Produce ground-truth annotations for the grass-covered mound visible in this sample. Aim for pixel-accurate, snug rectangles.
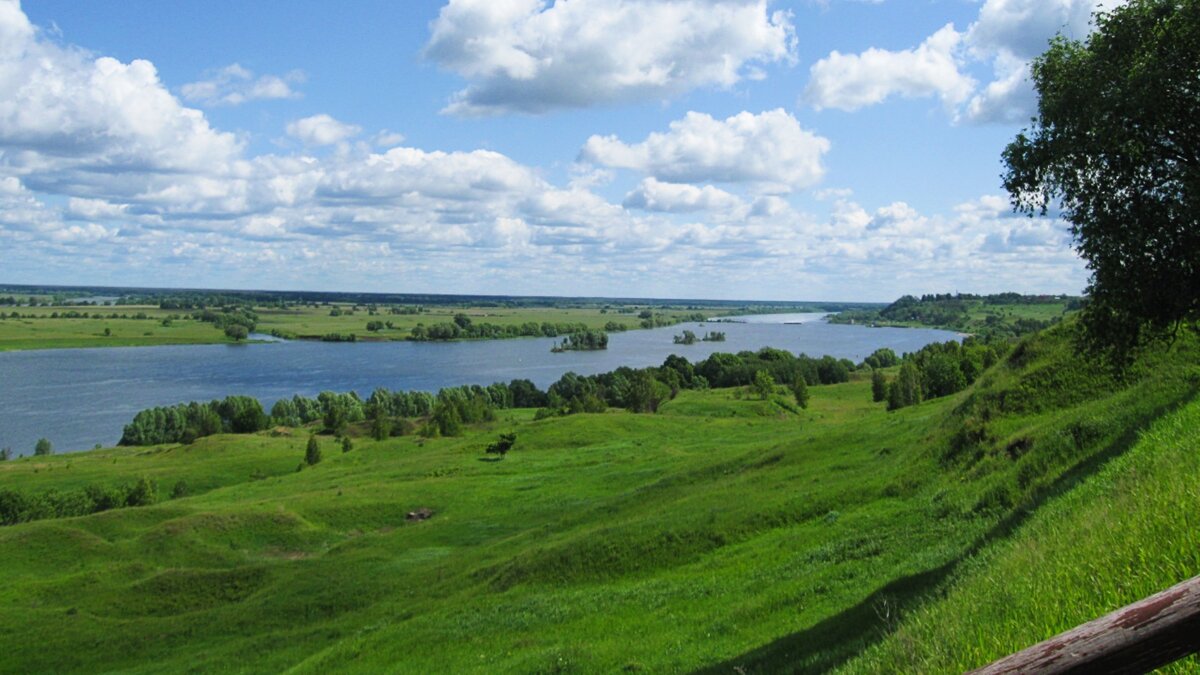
[0,323,1195,673]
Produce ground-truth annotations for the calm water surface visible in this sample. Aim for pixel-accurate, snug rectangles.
[0,314,959,454]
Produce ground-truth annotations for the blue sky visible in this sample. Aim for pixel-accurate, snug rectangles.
[1,0,1115,301]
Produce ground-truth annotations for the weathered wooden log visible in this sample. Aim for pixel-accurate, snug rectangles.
[970,574,1200,674]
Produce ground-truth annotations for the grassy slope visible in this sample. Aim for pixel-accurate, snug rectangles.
[0,325,1196,673]
[841,395,1200,673]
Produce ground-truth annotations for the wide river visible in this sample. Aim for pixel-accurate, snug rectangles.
[0,314,959,454]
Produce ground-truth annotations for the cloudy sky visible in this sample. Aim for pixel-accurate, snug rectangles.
[1,0,1115,301]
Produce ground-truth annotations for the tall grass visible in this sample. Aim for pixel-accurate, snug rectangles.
[841,396,1200,673]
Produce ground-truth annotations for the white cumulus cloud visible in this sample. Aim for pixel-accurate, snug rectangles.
[804,24,974,112]
[424,0,796,115]
[580,109,829,192]
[802,0,1121,123]
[286,114,362,146]
[0,3,240,176]
[623,178,744,213]
[961,0,1123,123]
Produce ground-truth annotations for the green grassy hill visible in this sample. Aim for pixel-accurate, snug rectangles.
[0,324,1196,673]
[841,390,1200,673]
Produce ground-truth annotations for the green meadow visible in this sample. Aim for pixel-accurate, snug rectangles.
[1,323,1197,672]
[0,306,229,351]
[0,302,719,351]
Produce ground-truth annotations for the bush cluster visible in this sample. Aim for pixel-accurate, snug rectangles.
[0,476,160,526]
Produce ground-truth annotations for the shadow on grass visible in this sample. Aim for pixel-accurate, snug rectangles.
[695,389,1197,675]
[477,456,504,463]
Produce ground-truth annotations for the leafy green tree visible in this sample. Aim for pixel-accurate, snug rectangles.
[507,379,548,408]
[863,348,899,370]
[792,377,809,409]
[224,324,249,341]
[751,370,776,400]
[219,396,267,434]
[625,370,669,413]
[305,435,322,466]
[815,356,850,384]
[871,369,888,403]
[923,354,967,398]
[341,436,353,453]
[886,380,903,412]
[0,447,10,461]
[324,400,351,435]
[430,400,463,437]
[1003,0,1200,363]
[888,362,923,411]
[34,438,52,456]
[270,398,301,427]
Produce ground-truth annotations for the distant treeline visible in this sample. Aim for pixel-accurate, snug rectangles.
[0,284,881,313]
[0,310,163,320]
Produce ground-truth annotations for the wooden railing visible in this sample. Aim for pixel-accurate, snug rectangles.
[970,574,1200,674]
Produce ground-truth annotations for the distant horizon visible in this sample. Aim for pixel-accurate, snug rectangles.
[0,280,1083,307]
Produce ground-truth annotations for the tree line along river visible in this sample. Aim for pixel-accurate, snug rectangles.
[0,314,960,454]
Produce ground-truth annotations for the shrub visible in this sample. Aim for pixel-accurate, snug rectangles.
[751,370,776,400]
[792,377,810,409]
[485,433,517,459]
[305,436,322,466]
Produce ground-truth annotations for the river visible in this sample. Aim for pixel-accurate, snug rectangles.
[0,314,959,454]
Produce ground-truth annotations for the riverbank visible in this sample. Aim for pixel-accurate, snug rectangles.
[0,319,962,454]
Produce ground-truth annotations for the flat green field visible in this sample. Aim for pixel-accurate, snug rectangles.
[0,303,713,350]
[0,306,229,351]
[1,324,1196,673]
[254,304,700,339]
